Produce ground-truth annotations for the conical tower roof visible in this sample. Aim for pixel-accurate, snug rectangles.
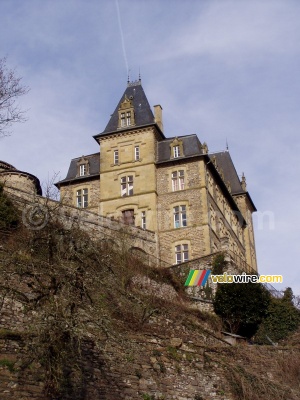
[95,80,162,139]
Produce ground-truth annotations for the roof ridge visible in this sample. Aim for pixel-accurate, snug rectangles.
[71,152,100,161]
[162,134,198,141]
[208,150,228,155]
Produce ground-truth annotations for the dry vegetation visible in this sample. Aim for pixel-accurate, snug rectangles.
[0,214,217,397]
[222,347,300,400]
[0,194,300,399]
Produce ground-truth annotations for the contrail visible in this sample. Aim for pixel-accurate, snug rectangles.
[115,0,129,77]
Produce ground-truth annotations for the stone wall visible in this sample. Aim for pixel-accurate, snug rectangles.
[206,169,245,261]
[157,159,210,264]
[3,185,158,266]
[60,176,101,212]
[0,172,39,196]
[234,194,257,271]
[1,322,299,399]
[0,183,297,400]
[98,127,160,232]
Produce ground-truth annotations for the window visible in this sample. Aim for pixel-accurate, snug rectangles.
[77,158,89,177]
[172,170,184,191]
[118,97,135,128]
[135,146,140,161]
[121,112,126,127]
[76,189,88,208]
[79,164,87,176]
[122,209,135,225]
[141,211,146,229]
[121,175,134,196]
[170,138,183,159]
[114,149,119,165]
[120,111,132,127]
[173,205,187,228]
[175,244,189,264]
[173,145,180,158]
[126,111,131,126]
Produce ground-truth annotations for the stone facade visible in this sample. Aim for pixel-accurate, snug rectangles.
[0,161,42,196]
[54,80,258,271]
[98,127,159,232]
[60,176,100,212]
[0,80,257,272]
[234,193,257,270]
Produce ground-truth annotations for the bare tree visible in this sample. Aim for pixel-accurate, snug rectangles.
[0,57,29,137]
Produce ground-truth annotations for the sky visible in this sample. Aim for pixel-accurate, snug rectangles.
[0,0,300,295]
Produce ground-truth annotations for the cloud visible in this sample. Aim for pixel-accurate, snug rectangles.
[148,1,300,65]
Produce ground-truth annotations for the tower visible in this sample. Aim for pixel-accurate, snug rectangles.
[93,79,164,231]
[56,79,258,270]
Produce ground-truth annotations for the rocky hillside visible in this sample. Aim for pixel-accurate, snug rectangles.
[0,194,299,400]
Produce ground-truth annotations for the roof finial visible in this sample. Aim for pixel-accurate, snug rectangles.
[226,138,229,151]
[127,68,131,84]
[139,67,141,82]
[241,172,247,191]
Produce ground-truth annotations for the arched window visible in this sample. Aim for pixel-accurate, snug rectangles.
[121,175,134,196]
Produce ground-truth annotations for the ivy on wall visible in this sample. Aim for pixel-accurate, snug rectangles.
[0,183,19,230]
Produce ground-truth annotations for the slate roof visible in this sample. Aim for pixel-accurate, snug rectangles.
[157,135,203,163]
[0,160,17,171]
[209,151,243,194]
[94,81,158,138]
[209,151,256,211]
[55,153,100,186]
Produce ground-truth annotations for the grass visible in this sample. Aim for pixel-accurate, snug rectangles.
[0,328,24,340]
[166,346,181,361]
[275,352,300,390]
[226,363,297,400]
[0,359,15,372]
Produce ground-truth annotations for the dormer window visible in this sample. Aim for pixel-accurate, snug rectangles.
[120,111,132,127]
[126,111,131,126]
[79,164,87,176]
[173,146,180,158]
[121,113,126,127]
[170,137,184,159]
[77,157,89,177]
[118,95,135,129]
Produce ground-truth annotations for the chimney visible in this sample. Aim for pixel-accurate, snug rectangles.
[154,105,163,132]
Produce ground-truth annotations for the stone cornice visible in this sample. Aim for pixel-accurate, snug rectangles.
[93,123,165,142]
[96,125,159,142]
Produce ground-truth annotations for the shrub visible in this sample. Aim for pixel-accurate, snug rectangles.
[211,253,226,275]
[255,288,300,344]
[213,282,270,337]
[0,183,19,230]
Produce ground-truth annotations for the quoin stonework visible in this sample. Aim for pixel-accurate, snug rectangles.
[53,78,257,270]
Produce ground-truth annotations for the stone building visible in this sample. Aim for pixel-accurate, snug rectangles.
[55,79,257,270]
[0,160,42,196]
